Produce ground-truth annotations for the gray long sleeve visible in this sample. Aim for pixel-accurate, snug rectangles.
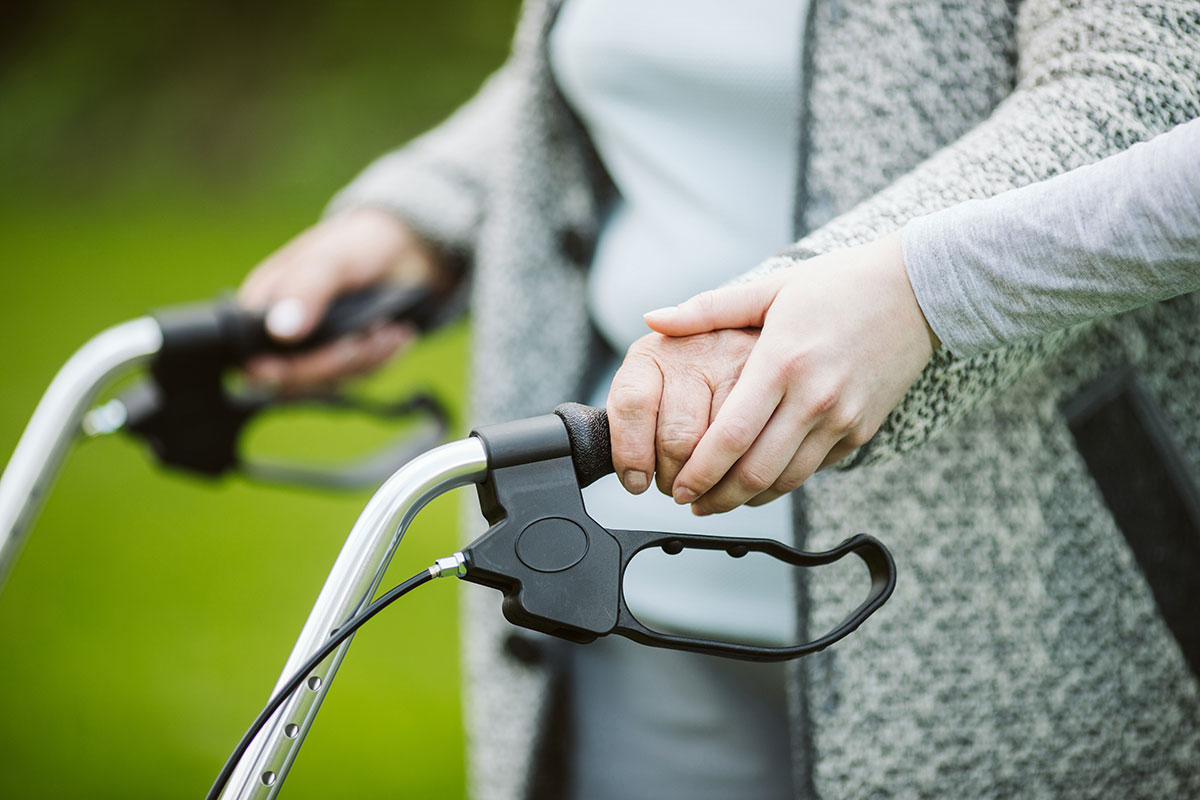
[902,117,1200,358]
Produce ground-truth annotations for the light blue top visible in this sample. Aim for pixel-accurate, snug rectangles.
[550,0,806,644]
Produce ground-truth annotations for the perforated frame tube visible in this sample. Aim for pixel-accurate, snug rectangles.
[221,437,488,799]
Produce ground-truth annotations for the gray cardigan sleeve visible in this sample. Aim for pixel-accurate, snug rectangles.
[740,0,1200,466]
[903,117,1200,358]
[325,64,520,264]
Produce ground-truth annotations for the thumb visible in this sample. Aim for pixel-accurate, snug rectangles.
[263,261,358,343]
[643,272,786,336]
[263,297,314,342]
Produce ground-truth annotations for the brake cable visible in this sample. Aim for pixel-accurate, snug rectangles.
[205,564,453,800]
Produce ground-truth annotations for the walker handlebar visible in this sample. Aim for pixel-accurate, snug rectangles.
[151,285,437,367]
[0,285,451,590]
[222,403,895,795]
[121,285,449,480]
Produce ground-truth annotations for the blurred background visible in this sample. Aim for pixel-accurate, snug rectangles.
[0,1,519,796]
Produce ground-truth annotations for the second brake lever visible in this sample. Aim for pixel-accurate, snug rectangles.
[237,392,450,489]
[460,404,896,662]
[98,285,452,486]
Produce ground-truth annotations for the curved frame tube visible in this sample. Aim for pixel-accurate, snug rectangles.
[222,437,488,799]
[0,317,163,588]
[0,313,490,797]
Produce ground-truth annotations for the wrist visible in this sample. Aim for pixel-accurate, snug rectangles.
[882,230,941,354]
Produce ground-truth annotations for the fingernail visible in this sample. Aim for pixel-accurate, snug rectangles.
[643,306,678,321]
[691,505,712,517]
[623,471,649,494]
[673,486,697,504]
[266,298,307,339]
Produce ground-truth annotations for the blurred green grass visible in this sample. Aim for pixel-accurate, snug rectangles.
[0,2,518,796]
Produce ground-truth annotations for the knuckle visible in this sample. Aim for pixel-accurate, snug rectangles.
[772,473,805,495]
[736,464,775,494]
[608,384,656,421]
[624,339,652,361]
[844,426,874,450]
[715,417,757,453]
[827,405,863,434]
[656,419,702,459]
[806,385,842,420]
[777,348,811,380]
[627,333,665,358]
[672,334,702,356]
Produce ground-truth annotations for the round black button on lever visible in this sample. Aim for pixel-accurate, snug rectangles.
[515,517,590,572]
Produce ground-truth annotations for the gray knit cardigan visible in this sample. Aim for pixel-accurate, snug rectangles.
[330,1,1200,797]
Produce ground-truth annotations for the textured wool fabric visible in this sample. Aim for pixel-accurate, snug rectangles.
[903,117,1200,358]
[328,1,1200,798]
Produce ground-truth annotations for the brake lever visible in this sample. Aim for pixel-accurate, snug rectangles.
[237,392,450,489]
[107,286,451,485]
[461,404,896,661]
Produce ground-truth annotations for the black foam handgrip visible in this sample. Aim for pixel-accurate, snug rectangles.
[553,403,613,488]
[223,285,436,361]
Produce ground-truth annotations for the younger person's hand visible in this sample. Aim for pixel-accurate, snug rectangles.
[615,231,940,514]
[238,207,444,391]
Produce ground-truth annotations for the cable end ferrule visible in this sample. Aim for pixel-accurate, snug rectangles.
[429,552,467,579]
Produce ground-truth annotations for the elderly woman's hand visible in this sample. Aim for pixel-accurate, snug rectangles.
[606,328,761,497]
[238,207,445,391]
[609,231,940,514]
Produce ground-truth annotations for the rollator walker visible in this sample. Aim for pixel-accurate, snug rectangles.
[0,289,896,798]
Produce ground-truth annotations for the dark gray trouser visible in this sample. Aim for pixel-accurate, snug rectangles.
[567,635,793,800]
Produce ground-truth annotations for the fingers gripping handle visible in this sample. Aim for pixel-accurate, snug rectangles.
[231,285,438,359]
[125,286,440,479]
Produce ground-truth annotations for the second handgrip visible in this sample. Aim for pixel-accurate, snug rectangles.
[153,284,437,366]
[115,285,449,481]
